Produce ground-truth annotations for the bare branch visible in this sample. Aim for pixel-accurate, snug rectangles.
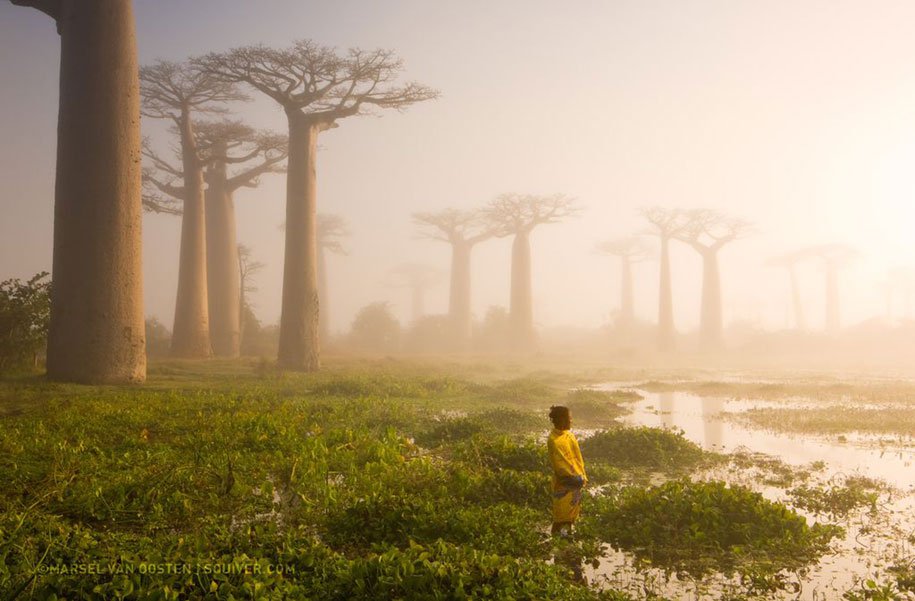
[413,208,493,246]
[596,236,654,261]
[195,40,438,126]
[482,193,579,236]
[674,209,753,252]
[318,214,350,255]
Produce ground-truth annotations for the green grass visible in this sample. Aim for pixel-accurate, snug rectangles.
[0,359,872,599]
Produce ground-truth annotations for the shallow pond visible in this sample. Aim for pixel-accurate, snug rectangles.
[585,387,915,600]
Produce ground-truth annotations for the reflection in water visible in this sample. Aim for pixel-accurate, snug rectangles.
[621,389,915,489]
[658,391,674,429]
[702,396,724,449]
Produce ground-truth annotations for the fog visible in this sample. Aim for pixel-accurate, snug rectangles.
[4,0,915,340]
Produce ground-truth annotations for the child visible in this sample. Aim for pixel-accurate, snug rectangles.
[547,405,587,536]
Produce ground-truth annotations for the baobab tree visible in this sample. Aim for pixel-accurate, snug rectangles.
[484,194,579,348]
[140,60,246,358]
[317,214,350,342]
[8,0,146,383]
[143,122,285,358]
[196,41,438,371]
[597,236,652,332]
[237,243,265,353]
[641,207,687,352]
[413,208,493,346]
[676,209,752,349]
[203,123,286,357]
[805,244,857,334]
[766,250,811,331]
[385,264,443,323]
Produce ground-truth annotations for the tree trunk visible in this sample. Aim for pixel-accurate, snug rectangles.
[317,243,329,343]
[620,256,634,328]
[509,229,534,348]
[277,116,320,370]
[46,0,146,383]
[789,265,805,330]
[205,160,240,358]
[657,236,675,352]
[825,264,840,334]
[449,241,472,347]
[699,249,723,349]
[170,113,210,358]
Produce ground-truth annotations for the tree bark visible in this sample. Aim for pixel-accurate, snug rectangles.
[170,113,210,358]
[277,116,320,370]
[449,241,472,347]
[825,264,840,334]
[699,249,723,349]
[509,229,534,348]
[205,160,240,357]
[45,0,146,383]
[657,236,675,352]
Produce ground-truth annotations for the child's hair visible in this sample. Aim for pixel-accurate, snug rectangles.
[549,405,571,430]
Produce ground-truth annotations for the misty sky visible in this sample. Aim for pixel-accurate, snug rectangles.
[3,1,915,334]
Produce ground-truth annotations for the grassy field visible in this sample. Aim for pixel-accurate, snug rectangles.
[0,358,902,600]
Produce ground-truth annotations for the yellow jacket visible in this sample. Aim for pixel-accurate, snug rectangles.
[547,429,587,524]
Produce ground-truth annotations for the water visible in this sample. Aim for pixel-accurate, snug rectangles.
[617,390,915,490]
[585,387,915,600]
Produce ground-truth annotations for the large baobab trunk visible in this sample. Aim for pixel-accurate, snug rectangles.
[47,0,146,383]
[825,264,840,334]
[789,266,805,330]
[278,118,320,370]
[619,256,634,329]
[699,250,723,349]
[657,237,675,351]
[170,117,210,358]
[205,160,241,358]
[509,230,534,347]
[449,242,472,345]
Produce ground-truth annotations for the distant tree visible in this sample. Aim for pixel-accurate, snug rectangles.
[597,236,652,332]
[145,123,286,358]
[8,0,146,383]
[237,244,265,356]
[317,214,351,342]
[483,194,579,349]
[349,302,401,353]
[144,317,171,358]
[805,244,857,334]
[197,40,438,371]
[140,60,246,358]
[0,272,51,373]
[404,314,453,354]
[413,208,493,347]
[474,306,511,351]
[766,250,811,331]
[385,263,444,323]
[641,207,688,352]
[675,209,752,349]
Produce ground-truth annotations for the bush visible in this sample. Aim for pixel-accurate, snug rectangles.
[0,272,50,374]
[579,426,710,471]
[348,302,401,352]
[584,479,843,582]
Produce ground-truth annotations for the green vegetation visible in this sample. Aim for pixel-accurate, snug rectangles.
[0,361,873,599]
[730,405,915,438]
[583,480,842,592]
[579,426,712,472]
[0,272,50,375]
